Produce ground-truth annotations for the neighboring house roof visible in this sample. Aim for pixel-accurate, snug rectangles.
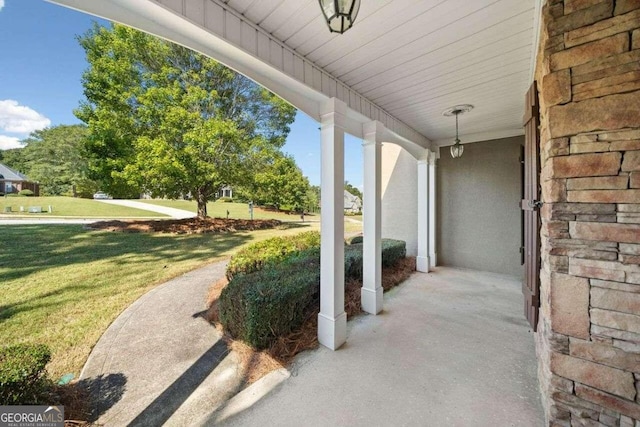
[344,190,362,211]
[0,163,30,181]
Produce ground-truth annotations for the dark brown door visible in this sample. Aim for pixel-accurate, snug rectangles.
[522,81,541,331]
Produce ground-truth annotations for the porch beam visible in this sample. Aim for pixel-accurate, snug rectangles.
[416,153,430,272]
[318,98,347,350]
[429,151,438,268]
[362,121,383,314]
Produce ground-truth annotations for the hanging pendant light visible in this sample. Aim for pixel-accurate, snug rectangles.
[442,104,474,159]
[319,0,361,34]
[450,113,464,159]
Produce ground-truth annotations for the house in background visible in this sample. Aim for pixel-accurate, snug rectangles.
[47,0,640,424]
[343,190,361,213]
[0,163,39,196]
[216,185,233,199]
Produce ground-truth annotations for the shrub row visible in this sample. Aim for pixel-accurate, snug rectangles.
[0,344,51,405]
[344,239,406,278]
[226,231,320,280]
[219,249,321,349]
[1,190,36,197]
[219,235,406,349]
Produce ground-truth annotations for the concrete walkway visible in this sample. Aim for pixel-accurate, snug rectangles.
[95,199,196,219]
[208,268,544,426]
[80,261,246,426]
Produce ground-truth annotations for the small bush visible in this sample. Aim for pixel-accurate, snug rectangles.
[381,239,407,267]
[344,244,363,279]
[18,189,34,197]
[220,250,321,349]
[0,344,51,405]
[226,231,321,280]
[218,197,233,203]
[349,235,363,244]
[344,239,407,279]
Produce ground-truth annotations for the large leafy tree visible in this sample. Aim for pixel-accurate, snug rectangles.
[76,24,296,217]
[0,148,27,175]
[3,125,97,197]
[306,185,321,213]
[251,154,310,212]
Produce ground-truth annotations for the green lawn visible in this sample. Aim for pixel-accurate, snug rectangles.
[0,196,166,218]
[0,223,315,378]
[344,217,363,234]
[139,199,313,221]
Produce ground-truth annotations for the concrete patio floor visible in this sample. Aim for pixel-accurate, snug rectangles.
[209,267,544,426]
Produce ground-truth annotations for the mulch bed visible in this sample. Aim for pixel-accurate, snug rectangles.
[87,217,281,234]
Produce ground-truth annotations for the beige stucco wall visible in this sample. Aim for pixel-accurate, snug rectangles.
[380,143,418,256]
[437,136,524,277]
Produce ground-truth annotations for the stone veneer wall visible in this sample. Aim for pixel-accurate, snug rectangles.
[535,0,640,425]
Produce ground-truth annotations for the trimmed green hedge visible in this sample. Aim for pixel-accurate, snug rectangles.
[220,249,321,349]
[219,234,406,349]
[226,231,320,280]
[349,235,363,244]
[0,344,51,405]
[344,239,406,278]
[380,239,407,267]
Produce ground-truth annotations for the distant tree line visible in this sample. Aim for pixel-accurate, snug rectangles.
[0,125,99,198]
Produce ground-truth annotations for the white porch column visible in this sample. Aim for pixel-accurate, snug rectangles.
[318,98,347,350]
[428,151,437,268]
[362,121,383,314]
[416,152,430,272]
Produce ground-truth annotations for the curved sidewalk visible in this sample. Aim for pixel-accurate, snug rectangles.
[80,260,245,426]
[95,199,196,219]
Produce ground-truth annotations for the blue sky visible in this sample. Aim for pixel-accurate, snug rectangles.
[0,0,363,188]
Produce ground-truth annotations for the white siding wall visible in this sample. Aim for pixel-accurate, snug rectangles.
[380,143,418,256]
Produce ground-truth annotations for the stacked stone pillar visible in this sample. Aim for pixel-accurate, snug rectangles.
[536,0,640,425]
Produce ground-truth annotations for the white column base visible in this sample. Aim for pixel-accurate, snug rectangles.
[416,255,431,273]
[429,252,437,268]
[318,312,347,350]
[361,287,383,315]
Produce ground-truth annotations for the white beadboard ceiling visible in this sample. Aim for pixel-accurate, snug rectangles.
[222,0,539,145]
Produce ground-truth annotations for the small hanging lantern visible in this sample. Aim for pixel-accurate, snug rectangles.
[319,0,361,34]
[450,135,464,159]
[442,104,474,159]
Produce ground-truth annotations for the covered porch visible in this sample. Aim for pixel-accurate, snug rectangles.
[48,0,640,424]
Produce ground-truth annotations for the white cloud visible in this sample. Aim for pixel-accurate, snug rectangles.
[0,100,51,134]
[0,1,4,12]
[0,135,23,150]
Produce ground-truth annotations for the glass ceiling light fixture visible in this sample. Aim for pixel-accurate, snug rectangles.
[319,0,361,34]
[442,104,474,159]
